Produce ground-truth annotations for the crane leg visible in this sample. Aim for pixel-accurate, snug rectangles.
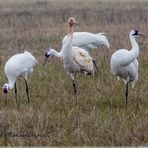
[70,73,77,95]
[70,73,78,105]
[25,80,30,103]
[73,79,78,106]
[73,80,77,95]
[125,82,128,109]
[92,59,99,73]
[14,82,17,103]
[74,73,76,78]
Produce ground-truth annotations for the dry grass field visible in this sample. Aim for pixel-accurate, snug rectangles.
[0,0,148,146]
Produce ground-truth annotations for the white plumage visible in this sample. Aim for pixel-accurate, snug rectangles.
[110,29,146,108]
[62,32,110,49]
[3,51,38,103]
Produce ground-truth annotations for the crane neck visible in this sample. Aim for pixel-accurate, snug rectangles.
[8,82,15,90]
[118,35,139,67]
[67,22,73,37]
[50,49,62,58]
[62,22,74,55]
[7,78,16,90]
[62,20,74,59]
[129,35,139,59]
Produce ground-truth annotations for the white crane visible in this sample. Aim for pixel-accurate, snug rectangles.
[44,17,94,95]
[43,47,99,73]
[110,29,146,108]
[2,51,38,103]
[62,32,110,49]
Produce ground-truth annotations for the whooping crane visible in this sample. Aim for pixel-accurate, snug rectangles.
[43,47,99,73]
[62,32,110,49]
[44,17,94,95]
[3,51,38,103]
[110,29,146,108]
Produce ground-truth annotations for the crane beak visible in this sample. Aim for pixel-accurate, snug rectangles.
[43,53,50,66]
[73,20,78,25]
[139,32,147,37]
[43,57,48,66]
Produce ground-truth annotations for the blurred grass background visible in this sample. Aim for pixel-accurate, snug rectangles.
[0,0,147,146]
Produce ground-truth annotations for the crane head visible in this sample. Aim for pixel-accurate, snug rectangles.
[68,17,78,26]
[130,29,147,37]
[43,48,52,66]
[67,17,78,36]
[2,83,10,94]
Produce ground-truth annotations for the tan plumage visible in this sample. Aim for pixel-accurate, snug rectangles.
[73,47,94,75]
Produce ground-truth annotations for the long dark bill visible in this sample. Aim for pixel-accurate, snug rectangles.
[43,57,48,66]
[93,59,99,73]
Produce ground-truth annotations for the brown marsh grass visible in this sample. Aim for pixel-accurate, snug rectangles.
[0,1,147,146]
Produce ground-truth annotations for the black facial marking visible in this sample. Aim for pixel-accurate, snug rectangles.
[3,88,8,94]
[45,52,50,58]
[133,30,138,36]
